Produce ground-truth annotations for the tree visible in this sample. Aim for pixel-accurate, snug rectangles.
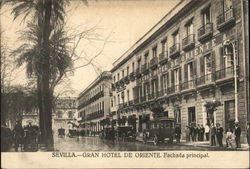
[2,0,111,150]
[1,86,38,128]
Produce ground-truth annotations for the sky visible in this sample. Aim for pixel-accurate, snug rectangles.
[1,0,179,97]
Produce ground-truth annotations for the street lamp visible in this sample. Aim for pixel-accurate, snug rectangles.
[223,40,238,123]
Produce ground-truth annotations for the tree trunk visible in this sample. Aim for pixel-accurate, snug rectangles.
[41,0,53,151]
[38,76,45,144]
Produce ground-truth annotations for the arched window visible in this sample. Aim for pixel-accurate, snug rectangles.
[68,111,73,119]
[57,111,63,118]
[223,44,234,68]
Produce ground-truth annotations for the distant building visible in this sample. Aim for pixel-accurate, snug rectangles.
[77,71,112,134]
[22,110,39,127]
[52,97,78,131]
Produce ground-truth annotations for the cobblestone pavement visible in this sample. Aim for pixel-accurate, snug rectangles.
[53,136,248,151]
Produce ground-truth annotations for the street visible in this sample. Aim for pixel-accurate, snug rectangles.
[53,136,240,151]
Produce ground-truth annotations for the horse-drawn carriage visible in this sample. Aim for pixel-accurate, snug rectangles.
[23,126,40,152]
[143,117,175,145]
[115,126,136,142]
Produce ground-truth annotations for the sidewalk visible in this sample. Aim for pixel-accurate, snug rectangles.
[179,140,249,150]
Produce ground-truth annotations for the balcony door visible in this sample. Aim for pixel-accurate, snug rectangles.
[173,31,179,45]
[188,107,196,125]
[202,7,211,26]
[185,21,193,37]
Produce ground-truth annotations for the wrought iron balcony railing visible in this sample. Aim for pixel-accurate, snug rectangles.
[196,73,214,86]
[215,66,234,80]
[169,43,180,58]
[217,8,235,31]
[150,57,158,69]
[198,23,213,42]
[182,34,195,51]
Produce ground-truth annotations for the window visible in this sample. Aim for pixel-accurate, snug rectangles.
[186,62,194,81]
[118,73,120,80]
[68,111,73,118]
[118,94,120,104]
[173,31,180,45]
[185,21,194,37]
[188,107,196,125]
[202,7,211,25]
[144,52,148,64]
[137,59,141,70]
[161,39,167,54]
[132,62,135,72]
[174,69,179,85]
[57,111,63,118]
[223,45,234,68]
[163,111,169,117]
[127,90,130,102]
[122,70,124,78]
[127,66,129,75]
[205,54,212,74]
[113,96,116,106]
[152,46,157,58]
[161,74,167,90]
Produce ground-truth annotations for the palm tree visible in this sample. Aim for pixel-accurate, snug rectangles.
[2,0,73,150]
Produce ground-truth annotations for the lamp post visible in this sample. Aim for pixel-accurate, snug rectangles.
[223,40,238,123]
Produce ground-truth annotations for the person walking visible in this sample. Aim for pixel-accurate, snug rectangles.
[200,124,205,141]
[234,122,241,148]
[247,121,250,147]
[205,124,210,141]
[194,124,198,142]
[216,123,224,147]
[185,125,190,142]
[175,124,181,143]
[226,127,234,148]
[197,124,202,141]
[210,123,216,146]
[13,121,24,152]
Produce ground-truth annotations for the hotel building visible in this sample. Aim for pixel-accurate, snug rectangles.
[110,0,249,141]
[77,71,112,134]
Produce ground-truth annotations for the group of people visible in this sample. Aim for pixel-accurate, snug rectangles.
[1,121,40,152]
[185,124,206,142]
[184,122,248,149]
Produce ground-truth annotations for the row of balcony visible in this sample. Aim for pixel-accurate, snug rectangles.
[113,67,234,109]
[86,110,104,121]
[78,91,104,109]
[133,66,234,103]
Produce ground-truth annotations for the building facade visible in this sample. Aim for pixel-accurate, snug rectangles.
[111,0,249,142]
[77,71,112,134]
[53,97,78,131]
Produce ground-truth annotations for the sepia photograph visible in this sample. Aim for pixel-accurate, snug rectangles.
[1,0,249,168]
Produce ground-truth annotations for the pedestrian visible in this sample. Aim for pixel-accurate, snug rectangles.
[234,122,241,148]
[216,123,224,147]
[1,123,12,152]
[190,124,195,142]
[247,121,250,147]
[200,124,205,141]
[13,121,24,152]
[205,123,210,141]
[175,124,181,143]
[226,127,234,148]
[185,126,190,142]
[197,124,201,141]
[210,123,216,146]
[194,124,198,142]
